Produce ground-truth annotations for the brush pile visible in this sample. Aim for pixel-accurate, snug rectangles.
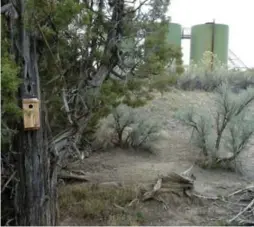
[140,172,195,201]
[227,184,254,226]
[127,172,197,209]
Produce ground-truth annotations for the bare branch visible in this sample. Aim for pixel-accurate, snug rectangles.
[131,0,150,13]
[228,198,254,223]
[62,89,73,125]
[228,184,254,198]
[1,171,17,193]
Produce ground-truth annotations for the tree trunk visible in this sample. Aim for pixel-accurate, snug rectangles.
[14,116,58,225]
[12,0,58,225]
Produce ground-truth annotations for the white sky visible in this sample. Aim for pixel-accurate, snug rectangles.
[168,0,254,67]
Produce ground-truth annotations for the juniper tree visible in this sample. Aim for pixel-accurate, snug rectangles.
[1,0,183,224]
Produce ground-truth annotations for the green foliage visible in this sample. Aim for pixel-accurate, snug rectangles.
[1,17,21,144]
[148,73,179,95]
[147,0,170,21]
[25,0,84,31]
[1,58,21,115]
[86,78,153,134]
[24,0,89,136]
[86,70,180,141]
[138,22,184,77]
[11,0,182,145]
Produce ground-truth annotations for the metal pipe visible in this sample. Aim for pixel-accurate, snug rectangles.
[211,19,216,70]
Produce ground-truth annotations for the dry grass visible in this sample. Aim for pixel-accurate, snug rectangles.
[147,88,215,111]
[58,184,145,225]
[58,174,214,226]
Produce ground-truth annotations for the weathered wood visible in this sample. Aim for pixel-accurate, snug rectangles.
[58,172,90,183]
[9,0,58,225]
[139,172,195,202]
[22,98,40,130]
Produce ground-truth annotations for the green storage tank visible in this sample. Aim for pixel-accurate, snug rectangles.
[190,23,229,64]
[167,23,182,47]
[145,22,182,56]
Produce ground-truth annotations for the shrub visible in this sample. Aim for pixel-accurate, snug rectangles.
[1,17,21,145]
[94,104,164,153]
[126,117,163,152]
[176,83,254,169]
[178,51,254,92]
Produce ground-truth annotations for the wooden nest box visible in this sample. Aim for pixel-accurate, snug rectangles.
[22,98,40,130]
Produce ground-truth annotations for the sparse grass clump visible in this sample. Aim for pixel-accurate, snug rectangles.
[176,83,254,170]
[59,184,144,225]
[94,104,165,153]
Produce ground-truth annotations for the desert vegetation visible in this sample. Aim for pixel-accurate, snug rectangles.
[178,52,254,92]
[176,82,254,169]
[1,0,254,226]
[93,52,254,170]
[94,104,166,152]
[59,54,254,226]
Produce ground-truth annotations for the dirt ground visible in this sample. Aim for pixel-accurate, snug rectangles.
[60,90,254,226]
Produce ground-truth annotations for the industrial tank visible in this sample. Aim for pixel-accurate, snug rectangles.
[190,23,229,64]
[167,23,182,47]
[145,22,182,57]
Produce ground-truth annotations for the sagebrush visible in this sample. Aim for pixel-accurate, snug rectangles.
[176,82,254,169]
[94,104,166,153]
[178,52,254,92]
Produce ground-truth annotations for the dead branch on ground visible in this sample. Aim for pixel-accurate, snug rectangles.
[58,169,90,183]
[228,198,254,225]
[127,172,195,209]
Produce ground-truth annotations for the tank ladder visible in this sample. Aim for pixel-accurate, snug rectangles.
[228,49,249,70]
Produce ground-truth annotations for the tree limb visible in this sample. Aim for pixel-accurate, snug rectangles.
[228,198,254,223]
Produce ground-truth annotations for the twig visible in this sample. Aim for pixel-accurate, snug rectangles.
[70,169,86,175]
[62,89,73,125]
[192,193,220,200]
[5,218,14,226]
[58,172,90,182]
[1,171,16,193]
[236,218,254,226]
[181,165,195,179]
[228,198,254,223]
[155,195,168,210]
[128,198,139,207]
[114,203,126,211]
[227,185,254,198]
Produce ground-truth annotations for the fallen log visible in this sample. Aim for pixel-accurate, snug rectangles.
[58,170,90,183]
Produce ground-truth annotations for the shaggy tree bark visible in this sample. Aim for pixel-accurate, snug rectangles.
[1,0,58,225]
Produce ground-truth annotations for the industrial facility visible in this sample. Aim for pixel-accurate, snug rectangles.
[166,21,248,70]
